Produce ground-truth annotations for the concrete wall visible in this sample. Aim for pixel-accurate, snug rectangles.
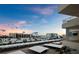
[62,18,79,28]
[66,28,79,42]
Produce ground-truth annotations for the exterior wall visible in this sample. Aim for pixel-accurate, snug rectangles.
[62,18,79,42]
[66,28,79,42]
[66,29,69,40]
[60,4,79,42]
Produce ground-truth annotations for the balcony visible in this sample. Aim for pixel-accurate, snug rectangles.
[62,17,79,28]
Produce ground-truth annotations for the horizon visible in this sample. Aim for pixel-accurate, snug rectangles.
[0,4,72,35]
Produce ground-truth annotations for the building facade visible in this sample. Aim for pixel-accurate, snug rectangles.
[59,4,79,42]
[46,33,60,39]
[9,33,30,38]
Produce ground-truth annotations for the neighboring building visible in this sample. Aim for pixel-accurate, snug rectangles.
[9,38,17,44]
[9,33,30,38]
[59,4,79,42]
[32,32,39,36]
[0,35,10,44]
[0,33,31,44]
[0,38,9,44]
[40,35,46,38]
[46,33,60,39]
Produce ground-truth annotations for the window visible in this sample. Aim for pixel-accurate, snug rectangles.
[72,32,78,36]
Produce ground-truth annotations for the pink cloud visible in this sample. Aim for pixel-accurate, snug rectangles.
[0,22,32,35]
[15,21,26,27]
[0,24,12,29]
[15,21,31,28]
[7,29,32,34]
[32,6,54,15]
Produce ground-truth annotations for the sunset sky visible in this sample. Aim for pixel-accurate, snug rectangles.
[0,4,72,35]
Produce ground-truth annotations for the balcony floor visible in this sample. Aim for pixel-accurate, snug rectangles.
[0,40,79,54]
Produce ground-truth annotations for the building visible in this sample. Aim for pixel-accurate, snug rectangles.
[32,32,39,36]
[46,33,60,39]
[9,33,30,38]
[0,35,10,44]
[0,33,31,44]
[0,38,9,44]
[59,4,79,17]
[59,4,79,42]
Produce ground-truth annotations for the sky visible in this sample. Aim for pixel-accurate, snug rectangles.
[0,4,72,35]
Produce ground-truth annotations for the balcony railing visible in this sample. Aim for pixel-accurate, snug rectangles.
[63,16,78,24]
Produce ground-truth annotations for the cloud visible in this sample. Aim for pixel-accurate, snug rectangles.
[14,20,32,28]
[0,21,32,35]
[7,29,32,34]
[31,6,54,15]
[0,20,32,29]
[0,24,11,29]
[15,21,26,27]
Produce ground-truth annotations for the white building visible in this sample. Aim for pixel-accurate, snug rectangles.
[59,4,79,42]
[9,38,17,43]
[0,38,9,44]
[32,32,39,36]
[46,33,60,39]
